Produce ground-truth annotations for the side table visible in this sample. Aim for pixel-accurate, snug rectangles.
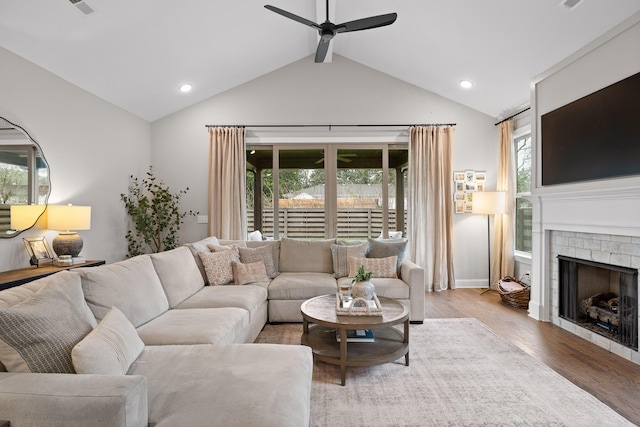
[0,260,106,291]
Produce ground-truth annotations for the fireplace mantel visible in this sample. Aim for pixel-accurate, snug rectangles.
[529,184,640,364]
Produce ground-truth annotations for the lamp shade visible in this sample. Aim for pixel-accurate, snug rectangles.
[472,192,505,215]
[47,205,91,231]
[10,205,45,230]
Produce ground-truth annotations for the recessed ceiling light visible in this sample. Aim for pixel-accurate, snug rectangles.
[459,80,474,89]
[179,83,192,93]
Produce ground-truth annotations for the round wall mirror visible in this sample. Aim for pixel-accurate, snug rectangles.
[0,117,50,238]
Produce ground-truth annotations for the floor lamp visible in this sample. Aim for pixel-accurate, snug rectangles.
[472,191,506,294]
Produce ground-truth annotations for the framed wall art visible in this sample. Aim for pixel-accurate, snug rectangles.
[453,170,487,214]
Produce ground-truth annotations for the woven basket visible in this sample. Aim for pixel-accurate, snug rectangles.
[497,276,530,309]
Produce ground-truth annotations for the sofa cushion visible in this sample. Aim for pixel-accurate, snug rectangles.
[136,307,250,345]
[128,344,312,427]
[232,260,269,286]
[175,285,267,323]
[238,245,277,278]
[279,238,336,273]
[183,236,220,284]
[198,248,239,285]
[0,283,93,373]
[150,246,205,307]
[348,255,398,279]
[331,242,367,278]
[208,241,247,252]
[366,238,408,275]
[78,255,169,327]
[268,272,337,300]
[72,307,144,375]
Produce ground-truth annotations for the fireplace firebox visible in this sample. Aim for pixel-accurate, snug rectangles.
[558,255,638,350]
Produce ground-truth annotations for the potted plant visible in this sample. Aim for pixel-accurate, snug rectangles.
[120,166,197,257]
[351,265,375,300]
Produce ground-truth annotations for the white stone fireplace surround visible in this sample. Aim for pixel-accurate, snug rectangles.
[550,230,639,362]
[529,187,640,365]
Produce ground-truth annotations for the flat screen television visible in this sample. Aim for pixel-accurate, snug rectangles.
[541,71,640,186]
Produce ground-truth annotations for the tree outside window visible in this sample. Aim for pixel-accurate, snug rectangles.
[515,135,532,253]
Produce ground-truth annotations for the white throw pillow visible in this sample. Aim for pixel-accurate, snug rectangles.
[72,307,144,375]
[247,230,263,241]
[348,256,398,279]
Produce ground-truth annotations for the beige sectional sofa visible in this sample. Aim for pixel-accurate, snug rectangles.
[0,246,312,427]
[0,236,424,426]
[191,236,425,323]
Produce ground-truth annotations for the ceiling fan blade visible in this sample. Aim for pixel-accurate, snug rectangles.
[335,13,397,33]
[314,34,332,63]
[264,5,321,30]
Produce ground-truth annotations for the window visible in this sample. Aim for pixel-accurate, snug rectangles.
[0,145,48,205]
[515,134,532,253]
[245,143,407,240]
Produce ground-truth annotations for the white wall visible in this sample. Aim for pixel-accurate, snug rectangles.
[0,46,151,271]
[529,12,640,320]
[151,55,498,288]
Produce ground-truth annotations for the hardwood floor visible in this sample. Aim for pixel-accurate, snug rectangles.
[425,288,640,425]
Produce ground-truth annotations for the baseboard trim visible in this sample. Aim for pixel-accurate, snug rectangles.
[454,279,489,289]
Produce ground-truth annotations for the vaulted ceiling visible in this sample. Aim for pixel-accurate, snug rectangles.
[1,0,639,122]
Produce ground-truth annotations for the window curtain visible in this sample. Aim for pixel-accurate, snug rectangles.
[208,127,247,240]
[492,120,516,285]
[408,126,456,292]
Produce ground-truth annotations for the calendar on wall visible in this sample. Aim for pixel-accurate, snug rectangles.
[453,170,486,214]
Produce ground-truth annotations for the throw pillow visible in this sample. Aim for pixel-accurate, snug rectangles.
[231,261,269,286]
[348,256,398,279]
[207,242,247,252]
[238,245,277,279]
[366,237,408,275]
[331,242,367,278]
[247,230,263,241]
[72,307,144,375]
[0,285,94,373]
[198,247,239,285]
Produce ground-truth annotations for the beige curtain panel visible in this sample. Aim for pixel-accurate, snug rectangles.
[492,120,516,285]
[208,127,247,240]
[408,125,456,292]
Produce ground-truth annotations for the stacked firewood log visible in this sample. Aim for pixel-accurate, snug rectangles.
[579,292,619,326]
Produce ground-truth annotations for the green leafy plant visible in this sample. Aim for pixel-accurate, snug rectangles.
[120,166,197,257]
[352,265,372,284]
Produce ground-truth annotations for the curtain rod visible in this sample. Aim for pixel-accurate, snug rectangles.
[494,107,530,126]
[205,123,456,129]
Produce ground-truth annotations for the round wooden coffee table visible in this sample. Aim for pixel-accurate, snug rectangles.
[300,294,409,385]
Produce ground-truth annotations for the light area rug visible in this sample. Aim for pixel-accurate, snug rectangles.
[255,318,633,427]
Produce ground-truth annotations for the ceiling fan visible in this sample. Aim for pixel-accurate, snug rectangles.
[315,153,357,164]
[264,1,397,63]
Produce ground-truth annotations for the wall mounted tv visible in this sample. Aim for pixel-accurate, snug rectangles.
[541,70,640,186]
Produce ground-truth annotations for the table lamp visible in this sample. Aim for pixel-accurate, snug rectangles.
[472,191,505,293]
[10,205,46,231]
[47,204,91,258]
